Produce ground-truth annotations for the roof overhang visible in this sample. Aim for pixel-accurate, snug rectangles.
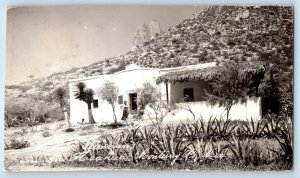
[156,61,266,84]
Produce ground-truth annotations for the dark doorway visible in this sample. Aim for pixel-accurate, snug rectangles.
[183,88,194,102]
[93,99,99,108]
[129,93,138,111]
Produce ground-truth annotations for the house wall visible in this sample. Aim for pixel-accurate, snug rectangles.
[162,80,261,121]
[69,66,262,124]
[69,75,112,124]
[112,69,159,113]
[169,80,210,103]
[163,97,261,122]
[69,68,160,124]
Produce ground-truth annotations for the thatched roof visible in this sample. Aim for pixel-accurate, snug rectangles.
[156,62,265,84]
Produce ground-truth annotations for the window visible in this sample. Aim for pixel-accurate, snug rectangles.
[118,95,123,104]
[93,99,99,108]
[183,88,194,102]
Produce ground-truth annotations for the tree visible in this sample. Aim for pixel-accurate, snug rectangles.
[258,65,282,116]
[74,82,96,124]
[136,82,159,118]
[97,81,119,126]
[205,61,265,120]
[54,87,71,128]
[137,83,168,124]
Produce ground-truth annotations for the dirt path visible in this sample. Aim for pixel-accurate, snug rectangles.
[4,117,192,172]
[4,119,159,171]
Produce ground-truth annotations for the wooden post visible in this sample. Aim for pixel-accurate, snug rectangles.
[166,83,169,105]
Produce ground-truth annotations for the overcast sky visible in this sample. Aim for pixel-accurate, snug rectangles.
[5,5,208,85]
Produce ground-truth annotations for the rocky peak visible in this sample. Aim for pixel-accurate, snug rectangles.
[132,20,162,47]
[149,20,162,37]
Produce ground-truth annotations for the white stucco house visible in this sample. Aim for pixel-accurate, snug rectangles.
[68,62,262,124]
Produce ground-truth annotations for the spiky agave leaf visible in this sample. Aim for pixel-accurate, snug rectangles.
[273,128,293,162]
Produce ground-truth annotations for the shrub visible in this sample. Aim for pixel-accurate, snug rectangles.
[42,126,50,131]
[107,62,126,74]
[55,123,65,131]
[5,85,31,92]
[42,131,51,137]
[5,97,64,127]
[81,125,94,131]
[5,139,30,150]
[227,39,236,46]
[66,128,75,132]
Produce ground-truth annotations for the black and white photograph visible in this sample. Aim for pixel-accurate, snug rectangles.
[4,5,293,171]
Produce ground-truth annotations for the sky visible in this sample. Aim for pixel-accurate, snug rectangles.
[5,5,208,85]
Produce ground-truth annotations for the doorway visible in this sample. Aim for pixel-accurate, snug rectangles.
[129,93,137,112]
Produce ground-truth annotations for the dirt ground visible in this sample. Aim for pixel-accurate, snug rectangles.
[4,117,169,172]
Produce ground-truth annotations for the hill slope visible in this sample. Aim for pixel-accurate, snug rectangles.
[5,6,293,100]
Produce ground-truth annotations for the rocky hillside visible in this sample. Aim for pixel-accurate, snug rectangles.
[126,6,293,68]
[5,6,293,100]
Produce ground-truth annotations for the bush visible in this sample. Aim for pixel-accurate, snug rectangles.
[107,61,126,74]
[66,128,75,132]
[6,85,31,92]
[55,123,64,131]
[5,139,30,150]
[5,97,65,127]
[42,131,51,137]
[81,125,94,131]
[227,39,236,46]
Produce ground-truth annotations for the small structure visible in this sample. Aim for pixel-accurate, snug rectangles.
[156,62,262,122]
[69,64,160,124]
[68,62,261,124]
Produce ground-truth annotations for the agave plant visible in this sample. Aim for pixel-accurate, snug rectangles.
[242,118,266,139]
[4,111,21,128]
[211,140,229,161]
[181,121,201,140]
[263,117,283,138]
[210,117,236,140]
[227,136,252,166]
[155,125,183,155]
[270,125,293,163]
[184,138,215,163]
[199,117,215,140]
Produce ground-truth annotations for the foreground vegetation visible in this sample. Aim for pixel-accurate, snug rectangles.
[54,115,291,170]
[5,114,291,171]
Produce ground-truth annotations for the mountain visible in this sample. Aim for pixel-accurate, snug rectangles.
[126,6,293,68]
[132,20,162,47]
[5,6,293,101]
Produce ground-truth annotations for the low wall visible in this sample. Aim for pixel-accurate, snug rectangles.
[163,97,261,122]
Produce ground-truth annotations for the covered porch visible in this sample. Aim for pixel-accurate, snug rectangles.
[156,63,263,121]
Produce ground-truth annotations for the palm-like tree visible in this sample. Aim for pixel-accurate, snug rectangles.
[84,89,96,124]
[74,82,86,101]
[74,82,96,124]
[55,87,71,128]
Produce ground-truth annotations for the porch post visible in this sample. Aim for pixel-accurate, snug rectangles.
[166,83,169,105]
